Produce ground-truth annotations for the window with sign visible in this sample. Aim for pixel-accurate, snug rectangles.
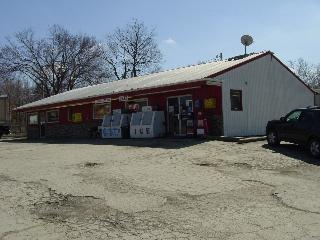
[46,110,59,123]
[230,89,243,111]
[68,109,83,123]
[93,103,111,119]
[126,98,148,112]
[28,113,38,125]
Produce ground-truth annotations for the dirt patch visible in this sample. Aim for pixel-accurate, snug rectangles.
[0,174,16,182]
[31,188,197,237]
[278,169,300,176]
[32,188,128,228]
[231,162,253,168]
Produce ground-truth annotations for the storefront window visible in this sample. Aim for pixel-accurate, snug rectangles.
[126,99,148,112]
[93,103,111,119]
[28,113,38,125]
[46,110,59,123]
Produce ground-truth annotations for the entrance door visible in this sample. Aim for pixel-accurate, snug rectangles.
[167,95,193,136]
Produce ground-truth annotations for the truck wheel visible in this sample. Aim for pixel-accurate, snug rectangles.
[309,138,320,158]
[267,130,280,146]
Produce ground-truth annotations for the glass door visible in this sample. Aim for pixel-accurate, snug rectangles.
[167,95,193,136]
[167,97,180,136]
[179,95,193,136]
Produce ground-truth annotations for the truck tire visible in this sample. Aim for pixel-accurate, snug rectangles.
[309,138,320,158]
[267,130,280,146]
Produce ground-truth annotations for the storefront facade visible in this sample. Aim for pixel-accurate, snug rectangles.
[24,81,222,138]
[18,51,314,138]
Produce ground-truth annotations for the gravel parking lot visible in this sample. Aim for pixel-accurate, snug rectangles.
[0,138,320,240]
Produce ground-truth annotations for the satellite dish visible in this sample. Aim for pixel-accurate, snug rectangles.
[241,35,253,54]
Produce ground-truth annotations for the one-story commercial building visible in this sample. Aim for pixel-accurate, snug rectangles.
[16,51,315,138]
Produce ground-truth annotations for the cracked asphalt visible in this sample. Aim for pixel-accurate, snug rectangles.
[0,138,320,240]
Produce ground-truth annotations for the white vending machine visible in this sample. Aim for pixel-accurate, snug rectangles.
[130,107,166,138]
[101,111,130,138]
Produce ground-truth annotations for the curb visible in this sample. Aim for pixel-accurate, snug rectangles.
[208,135,266,144]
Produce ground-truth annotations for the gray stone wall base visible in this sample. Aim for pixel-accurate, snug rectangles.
[27,122,100,139]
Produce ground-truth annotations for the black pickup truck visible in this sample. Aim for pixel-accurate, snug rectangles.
[0,126,10,138]
[266,107,320,158]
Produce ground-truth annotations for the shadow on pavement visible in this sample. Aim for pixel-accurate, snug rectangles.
[262,143,320,166]
[0,137,209,150]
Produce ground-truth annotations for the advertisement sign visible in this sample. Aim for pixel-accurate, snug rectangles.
[194,99,201,108]
[119,96,129,102]
[204,98,216,109]
[101,127,121,138]
[112,109,122,114]
[142,106,152,112]
[131,126,153,137]
[95,98,111,104]
[72,112,82,123]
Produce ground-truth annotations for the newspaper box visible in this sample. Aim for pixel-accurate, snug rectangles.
[130,107,165,138]
[101,113,130,138]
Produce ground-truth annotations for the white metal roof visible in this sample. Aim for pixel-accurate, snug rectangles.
[16,52,268,110]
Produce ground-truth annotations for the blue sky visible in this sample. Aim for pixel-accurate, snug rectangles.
[0,0,320,70]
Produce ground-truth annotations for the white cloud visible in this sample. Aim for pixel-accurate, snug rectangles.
[163,37,177,45]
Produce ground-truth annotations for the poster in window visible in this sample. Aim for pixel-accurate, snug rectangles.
[126,99,148,112]
[72,113,82,123]
[93,103,111,119]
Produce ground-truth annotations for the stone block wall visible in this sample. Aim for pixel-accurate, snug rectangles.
[207,115,223,136]
[27,127,40,139]
[27,122,101,139]
[45,122,100,138]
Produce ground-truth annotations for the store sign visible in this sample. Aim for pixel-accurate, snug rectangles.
[119,95,129,102]
[102,127,121,138]
[204,98,216,109]
[95,98,111,104]
[132,127,153,137]
[142,106,152,112]
[112,109,122,114]
[206,79,222,86]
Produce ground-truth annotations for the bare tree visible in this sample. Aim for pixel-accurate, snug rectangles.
[0,25,109,98]
[0,76,34,109]
[289,58,320,88]
[105,19,162,80]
